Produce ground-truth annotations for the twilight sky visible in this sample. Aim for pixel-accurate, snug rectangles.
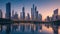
[0,0,60,20]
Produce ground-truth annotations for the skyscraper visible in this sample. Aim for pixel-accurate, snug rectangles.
[12,10,14,17]
[31,8,34,20]
[36,11,38,20]
[26,13,30,20]
[52,8,58,21]
[38,14,42,21]
[31,4,35,20]
[46,16,50,22]
[31,4,37,20]
[54,9,58,15]
[11,10,15,19]
[0,9,2,18]
[5,2,11,19]
[22,7,25,20]
[20,12,23,19]
[13,12,18,20]
[34,6,37,19]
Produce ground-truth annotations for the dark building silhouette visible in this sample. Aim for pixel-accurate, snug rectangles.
[22,7,25,20]
[38,14,42,21]
[31,4,35,20]
[35,6,37,19]
[52,25,58,34]
[54,9,58,15]
[12,10,14,17]
[0,9,2,18]
[35,6,37,11]
[31,4,37,20]
[31,8,34,20]
[52,9,58,21]
[5,2,11,19]
[46,16,50,22]
[36,11,38,20]
[20,12,23,19]
[26,13,30,20]
[11,10,15,19]
[13,12,18,20]
[31,4,42,21]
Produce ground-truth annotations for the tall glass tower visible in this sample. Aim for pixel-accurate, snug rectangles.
[22,7,25,20]
[31,4,37,20]
[0,9,2,18]
[5,2,11,19]
[54,9,58,15]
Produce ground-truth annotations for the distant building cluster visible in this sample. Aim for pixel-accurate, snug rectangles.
[45,9,60,22]
[31,4,42,21]
[0,2,60,22]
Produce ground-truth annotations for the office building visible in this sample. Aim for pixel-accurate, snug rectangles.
[0,9,2,18]
[22,7,25,20]
[5,2,11,19]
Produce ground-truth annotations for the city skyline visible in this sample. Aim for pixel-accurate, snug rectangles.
[0,0,60,21]
[0,2,59,21]
[0,0,60,34]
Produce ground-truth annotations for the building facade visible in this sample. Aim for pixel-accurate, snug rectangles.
[22,7,25,20]
[5,2,11,19]
[52,9,58,21]
[0,9,2,18]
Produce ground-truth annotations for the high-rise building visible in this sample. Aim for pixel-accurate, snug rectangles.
[36,11,38,20]
[33,4,35,10]
[12,10,14,17]
[35,6,37,11]
[58,15,60,20]
[22,7,25,20]
[31,4,35,20]
[38,14,42,21]
[46,16,50,22]
[31,4,37,20]
[26,13,30,20]
[34,6,37,19]
[20,12,23,20]
[54,9,58,15]
[31,8,34,20]
[11,10,15,19]
[0,9,2,18]
[31,4,42,21]
[52,9,58,21]
[5,2,11,19]
[13,12,18,20]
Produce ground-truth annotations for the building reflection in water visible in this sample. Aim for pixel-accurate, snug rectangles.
[11,23,42,32]
[52,24,58,34]
[0,22,60,34]
[45,23,59,34]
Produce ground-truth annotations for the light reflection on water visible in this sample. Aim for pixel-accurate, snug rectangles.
[58,26,60,34]
[0,23,60,34]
